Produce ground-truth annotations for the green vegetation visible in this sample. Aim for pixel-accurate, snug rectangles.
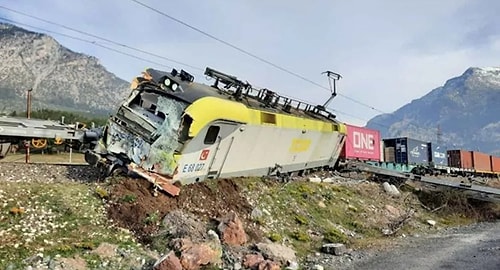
[121,194,137,203]
[323,227,348,244]
[237,178,497,256]
[268,232,283,242]
[0,181,140,269]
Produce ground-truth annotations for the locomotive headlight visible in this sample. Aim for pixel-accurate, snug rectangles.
[171,83,178,91]
[164,78,171,87]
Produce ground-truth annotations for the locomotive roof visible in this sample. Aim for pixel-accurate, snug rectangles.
[133,68,340,124]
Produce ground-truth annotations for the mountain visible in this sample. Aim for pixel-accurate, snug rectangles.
[0,23,129,115]
[366,67,500,156]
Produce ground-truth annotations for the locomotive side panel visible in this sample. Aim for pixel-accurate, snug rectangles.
[172,96,347,184]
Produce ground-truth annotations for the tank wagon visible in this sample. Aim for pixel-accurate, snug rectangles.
[85,67,347,195]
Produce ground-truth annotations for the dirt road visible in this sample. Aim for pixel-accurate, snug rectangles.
[346,222,500,270]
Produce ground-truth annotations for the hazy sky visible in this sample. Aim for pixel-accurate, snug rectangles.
[1,0,499,126]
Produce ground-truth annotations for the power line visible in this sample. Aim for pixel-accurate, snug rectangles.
[129,0,387,114]
[0,10,421,134]
[4,3,388,115]
[0,5,204,72]
[0,17,390,129]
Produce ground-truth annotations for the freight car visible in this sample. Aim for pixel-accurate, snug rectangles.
[0,116,100,158]
[339,124,381,162]
[85,67,347,194]
[347,135,500,178]
[447,149,500,176]
[372,136,500,177]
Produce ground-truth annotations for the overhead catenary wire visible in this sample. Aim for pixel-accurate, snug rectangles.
[129,0,386,114]
[0,17,392,129]
[1,4,390,117]
[0,8,431,136]
[129,0,447,138]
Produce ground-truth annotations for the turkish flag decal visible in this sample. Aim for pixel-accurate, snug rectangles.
[199,149,210,160]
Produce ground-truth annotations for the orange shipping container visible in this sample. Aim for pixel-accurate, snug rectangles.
[471,151,492,172]
[447,150,473,169]
[491,155,500,173]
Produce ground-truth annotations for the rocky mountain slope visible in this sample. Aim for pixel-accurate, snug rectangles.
[0,23,129,115]
[367,67,500,155]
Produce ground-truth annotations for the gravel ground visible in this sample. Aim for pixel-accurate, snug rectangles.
[0,162,157,270]
[309,221,500,270]
[0,162,103,183]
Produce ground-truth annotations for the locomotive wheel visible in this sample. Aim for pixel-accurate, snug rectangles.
[54,137,64,145]
[31,138,48,149]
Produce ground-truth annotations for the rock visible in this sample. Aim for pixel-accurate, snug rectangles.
[309,177,322,183]
[256,243,297,265]
[258,260,281,270]
[285,261,299,270]
[318,201,326,208]
[313,265,324,270]
[234,262,242,270]
[382,182,399,196]
[180,242,221,270]
[217,212,247,246]
[153,251,182,270]
[243,253,265,269]
[163,210,207,241]
[321,243,346,256]
[384,204,401,217]
[322,177,334,183]
[427,220,437,226]
[48,259,57,270]
[91,242,117,258]
[251,208,264,219]
[58,256,87,270]
[389,184,401,197]
[23,254,43,265]
[170,238,221,270]
[348,204,358,212]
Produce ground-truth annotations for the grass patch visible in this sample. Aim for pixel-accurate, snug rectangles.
[0,181,139,269]
[121,194,137,203]
[323,227,349,244]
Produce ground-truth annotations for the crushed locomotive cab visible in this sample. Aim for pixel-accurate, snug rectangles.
[86,67,347,196]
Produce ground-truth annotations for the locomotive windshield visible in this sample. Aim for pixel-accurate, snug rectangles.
[105,88,188,176]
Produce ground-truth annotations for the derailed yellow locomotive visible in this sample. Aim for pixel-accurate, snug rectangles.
[85,67,347,195]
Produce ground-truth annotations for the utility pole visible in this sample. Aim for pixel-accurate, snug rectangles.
[25,88,33,163]
[26,88,32,119]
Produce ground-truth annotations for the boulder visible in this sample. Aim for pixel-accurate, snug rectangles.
[153,251,182,270]
[256,243,296,265]
[170,238,222,270]
[91,242,117,258]
[218,212,247,246]
[321,243,346,256]
[258,260,281,270]
[427,220,437,226]
[243,253,265,269]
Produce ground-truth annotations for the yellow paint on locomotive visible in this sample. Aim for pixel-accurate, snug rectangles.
[184,96,347,137]
[289,138,312,153]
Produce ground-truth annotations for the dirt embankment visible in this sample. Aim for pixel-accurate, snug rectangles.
[107,177,261,243]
